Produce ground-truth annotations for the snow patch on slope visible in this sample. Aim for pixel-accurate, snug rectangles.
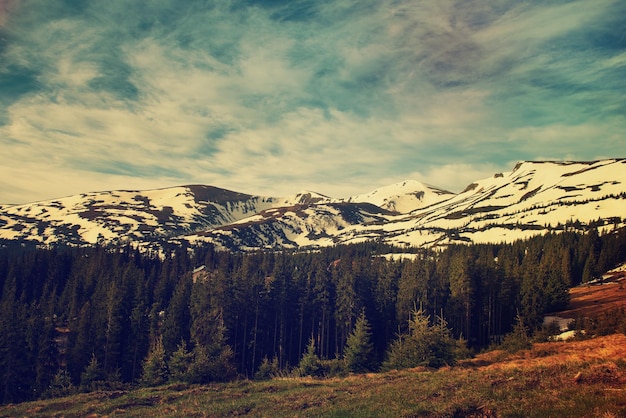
[346,180,453,213]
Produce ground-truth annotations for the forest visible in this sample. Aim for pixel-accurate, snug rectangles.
[1,225,626,404]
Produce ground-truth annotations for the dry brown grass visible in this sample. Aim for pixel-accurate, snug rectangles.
[3,334,626,417]
[463,333,626,371]
[558,279,626,319]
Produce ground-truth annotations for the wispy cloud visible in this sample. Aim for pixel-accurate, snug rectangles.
[1,0,625,203]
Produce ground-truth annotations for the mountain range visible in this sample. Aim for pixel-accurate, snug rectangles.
[1,159,625,252]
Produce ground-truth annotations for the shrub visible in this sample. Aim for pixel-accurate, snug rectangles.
[140,337,168,386]
[254,356,280,381]
[500,315,532,353]
[168,340,193,383]
[186,343,237,384]
[44,369,75,398]
[297,338,324,377]
[382,308,457,370]
[79,353,105,392]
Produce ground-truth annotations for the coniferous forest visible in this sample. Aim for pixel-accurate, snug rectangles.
[1,226,626,404]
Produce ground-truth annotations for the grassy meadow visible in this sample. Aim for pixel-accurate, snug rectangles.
[1,333,625,418]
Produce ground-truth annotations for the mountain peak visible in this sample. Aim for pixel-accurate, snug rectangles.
[347,180,454,213]
[1,159,624,251]
[279,191,331,206]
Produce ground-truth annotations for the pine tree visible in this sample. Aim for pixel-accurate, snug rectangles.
[168,340,193,383]
[162,277,191,356]
[140,336,168,387]
[80,353,104,392]
[254,356,280,380]
[500,314,532,353]
[34,315,59,398]
[344,311,377,373]
[382,307,456,370]
[186,313,236,384]
[186,342,237,384]
[0,278,32,403]
[447,249,475,343]
[44,369,75,399]
[67,302,94,381]
[102,281,125,376]
[297,338,322,377]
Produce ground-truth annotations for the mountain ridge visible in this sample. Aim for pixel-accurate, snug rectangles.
[1,159,625,251]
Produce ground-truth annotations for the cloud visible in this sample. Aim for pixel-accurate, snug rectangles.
[0,0,625,203]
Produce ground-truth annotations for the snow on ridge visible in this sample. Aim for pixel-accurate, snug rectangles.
[346,180,453,214]
[277,191,332,207]
[1,159,625,251]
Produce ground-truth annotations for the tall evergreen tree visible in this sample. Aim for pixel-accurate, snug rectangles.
[0,278,32,403]
[162,276,192,356]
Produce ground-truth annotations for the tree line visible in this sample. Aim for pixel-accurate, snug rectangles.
[1,225,625,404]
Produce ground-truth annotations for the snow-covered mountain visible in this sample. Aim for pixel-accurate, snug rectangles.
[1,159,625,251]
[343,180,453,213]
[0,185,279,246]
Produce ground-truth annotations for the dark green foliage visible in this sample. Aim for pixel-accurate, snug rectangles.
[0,284,32,403]
[382,308,457,370]
[297,338,323,377]
[162,276,192,357]
[187,288,237,384]
[344,311,377,373]
[140,337,168,387]
[80,353,105,392]
[186,342,237,384]
[254,356,280,380]
[168,340,193,383]
[44,369,75,399]
[1,226,626,404]
[499,315,532,353]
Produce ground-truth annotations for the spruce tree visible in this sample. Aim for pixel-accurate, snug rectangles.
[162,277,191,356]
[0,279,32,403]
[254,356,280,380]
[186,342,237,384]
[80,353,104,392]
[186,314,236,384]
[168,340,193,383]
[44,369,75,399]
[383,307,456,370]
[140,336,168,387]
[344,311,377,373]
[297,338,322,377]
[500,314,532,353]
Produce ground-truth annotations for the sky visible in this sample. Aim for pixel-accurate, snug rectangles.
[1,0,625,204]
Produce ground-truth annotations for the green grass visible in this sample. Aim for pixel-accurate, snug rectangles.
[2,335,626,417]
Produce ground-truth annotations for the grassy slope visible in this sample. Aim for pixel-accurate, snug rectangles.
[1,334,625,418]
[557,280,626,319]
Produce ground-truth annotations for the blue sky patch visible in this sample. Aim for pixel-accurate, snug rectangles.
[0,0,624,204]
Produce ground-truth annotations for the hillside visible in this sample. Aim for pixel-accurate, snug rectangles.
[1,159,625,251]
[0,213,625,413]
[1,334,624,417]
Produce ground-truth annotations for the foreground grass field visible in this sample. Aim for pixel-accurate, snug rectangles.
[1,333,625,417]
